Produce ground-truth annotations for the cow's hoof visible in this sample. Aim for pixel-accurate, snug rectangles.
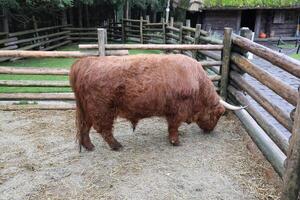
[110,142,123,151]
[170,139,180,146]
[82,142,95,151]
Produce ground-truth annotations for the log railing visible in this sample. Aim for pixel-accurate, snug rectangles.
[225,28,300,200]
[0,24,72,61]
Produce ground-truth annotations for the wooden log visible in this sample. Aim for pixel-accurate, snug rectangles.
[43,40,71,51]
[144,23,163,26]
[140,16,143,44]
[97,28,106,56]
[124,29,140,33]
[123,18,147,23]
[124,24,140,29]
[166,26,180,32]
[0,80,70,87]
[69,32,97,36]
[122,19,125,43]
[165,33,180,40]
[143,34,164,39]
[6,31,70,46]
[230,71,293,132]
[9,24,71,37]
[220,28,233,100]
[198,51,221,61]
[232,34,300,78]
[199,36,222,45]
[0,104,76,111]
[192,24,201,59]
[0,66,69,75]
[234,108,286,177]
[0,37,17,45]
[231,52,298,106]
[182,26,195,33]
[281,88,300,200]
[199,60,222,67]
[228,85,289,154]
[144,28,163,32]
[178,22,183,45]
[62,27,98,31]
[0,50,128,58]
[79,44,223,50]
[162,18,166,44]
[0,93,74,100]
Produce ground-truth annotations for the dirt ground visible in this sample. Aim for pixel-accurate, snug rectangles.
[0,110,281,200]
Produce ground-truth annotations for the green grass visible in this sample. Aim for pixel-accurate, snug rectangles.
[291,53,300,60]
[277,44,297,49]
[0,43,161,93]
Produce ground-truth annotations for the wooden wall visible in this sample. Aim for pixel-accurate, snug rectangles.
[202,10,240,34]
[194,9,299,38]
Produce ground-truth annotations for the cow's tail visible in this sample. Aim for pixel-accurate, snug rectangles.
[69,61,87,152]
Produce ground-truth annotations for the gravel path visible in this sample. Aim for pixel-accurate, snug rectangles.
[0,110,280,199]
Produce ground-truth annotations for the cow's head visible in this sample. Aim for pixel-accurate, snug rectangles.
[195,99,246,132]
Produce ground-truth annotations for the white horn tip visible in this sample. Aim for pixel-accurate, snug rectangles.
[219,99,248,111]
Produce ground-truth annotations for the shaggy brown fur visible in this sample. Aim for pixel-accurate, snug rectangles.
[69,54,225,151]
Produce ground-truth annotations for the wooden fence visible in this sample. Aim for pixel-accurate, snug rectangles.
[0,24,72,61]
[0,17,300,200]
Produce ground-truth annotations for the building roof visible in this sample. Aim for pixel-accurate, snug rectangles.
[173,0,300,11]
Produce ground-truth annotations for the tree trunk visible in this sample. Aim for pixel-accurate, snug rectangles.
[2,7,9,33]
[68,8,74,25]
[78,3,83,27]
[61,9,68,25]
[84,4,90,27]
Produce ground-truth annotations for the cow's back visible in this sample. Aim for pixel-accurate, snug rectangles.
[70,54,213,119]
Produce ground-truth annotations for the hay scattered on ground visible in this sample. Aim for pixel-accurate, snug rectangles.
[0,110,281,199]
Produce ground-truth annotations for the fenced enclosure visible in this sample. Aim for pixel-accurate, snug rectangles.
[0,16,300,200]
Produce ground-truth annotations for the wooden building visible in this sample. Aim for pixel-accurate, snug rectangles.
[174,0,300,38]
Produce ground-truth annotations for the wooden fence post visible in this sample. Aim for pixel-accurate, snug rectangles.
[186,19,191,37]
[140,16,143,44]
[220,27,233,99]
[170,17,174,27]
[193,24,201,59]
[122,19,125,43]
[162,18,166,44]
[97,28,106,56]
[281,87,300,200]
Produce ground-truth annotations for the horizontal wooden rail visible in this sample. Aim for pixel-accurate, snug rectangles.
[200,36,223,45]
[166,26,180,32]
[166,33,180,40]
[0,80,70,87]
[0,104,75,111]
[9,24,71,37]
[232,34,300,78]
[230,71,293,132]
[0,50,128,58]
[0,66,69,75]
[234,108,286,177]
[5,31,70,46]
[182,26,195,32]
[199,60,222,67]
[228,85,289,154]
[0,93,74,100]
[79,44,223,51]
[231,53,297,106]
[123,18,147,22]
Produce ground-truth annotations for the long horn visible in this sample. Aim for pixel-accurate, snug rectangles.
[219,99,247,110]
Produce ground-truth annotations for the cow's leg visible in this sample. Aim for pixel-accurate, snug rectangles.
[78,121,94,151]
[94,117,123,151]
[76,105,94,151]
[167,117,181,146]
